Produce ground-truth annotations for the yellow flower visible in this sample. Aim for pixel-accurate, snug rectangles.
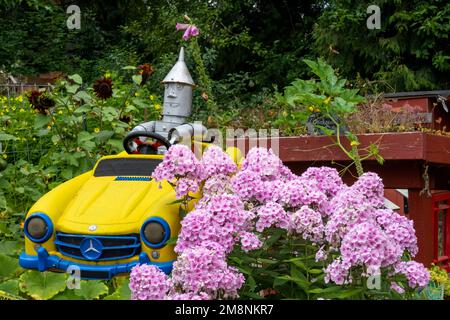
[135,92,140,97]
[308,106,314,112]
[314,108,321,113]
[324,96,332,104]
[12,107,16,111]
[47,126,51,130]
[350,141,360,147]
[17,95,23,102]
[2,154,7,159]
[154,103,161,110]
[19,108,25,113]
[149,95,155,101]
[125,101,130,107]
[94,128,100,133]
[32,137,36,141]
[58,110,63,115]
[104,72,111,79]
[5,109,9,113]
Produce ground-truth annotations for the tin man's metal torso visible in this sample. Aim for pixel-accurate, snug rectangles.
[131,47,207,145]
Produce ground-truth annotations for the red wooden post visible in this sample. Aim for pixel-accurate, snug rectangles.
[408,190,434,266]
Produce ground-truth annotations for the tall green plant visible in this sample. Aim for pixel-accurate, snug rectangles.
[276,58,384,177]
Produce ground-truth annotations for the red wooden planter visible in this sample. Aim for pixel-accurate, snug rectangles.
[230,132,450,270]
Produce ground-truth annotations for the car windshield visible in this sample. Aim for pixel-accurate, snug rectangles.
[94,158,162,177]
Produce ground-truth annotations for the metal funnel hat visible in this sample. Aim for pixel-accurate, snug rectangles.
[162,47,195,86]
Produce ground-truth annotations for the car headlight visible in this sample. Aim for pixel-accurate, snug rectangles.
[24,213,53,243]
[141,217,170,248]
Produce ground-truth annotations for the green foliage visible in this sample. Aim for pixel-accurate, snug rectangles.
[73,280,109,300]
[428,264,450,298]
[231,228,420,300]
[314,0,450,92]
[0,68,160,300]
[276,58,384,176]
[19,271,67,300]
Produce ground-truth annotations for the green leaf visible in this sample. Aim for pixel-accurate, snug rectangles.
[74,104,92,114]
[73,91,91,103]
[265,229,285,247]
[332,288,364,299]
[308,269,324,274]
[0,133,16,141]
[132,97,149,109]
[51,289,82,300]
[308,286,342,294]
[122,66,137,70]
[273,277,288,287]
[132,75,142,85]
[19,271,67,300]
[0,279,19,295]
[0,254,20,278]
[0,240,22,255]
[257,258,278,265]
[116,278,131,300]
[95,130,114,144]
[246,275,257,291]
[66,84,80,94]
[68,74,83,85]
[285,258,308,272]
[74,280,109,300]
[166,198,186,205]
[107,139,124,151]
[33,115,51,129]
[77,131,94,144]
[0,193,6,209]
[61,168,73,180]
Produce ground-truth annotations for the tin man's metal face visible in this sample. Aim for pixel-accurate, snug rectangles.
[163,82,192,119]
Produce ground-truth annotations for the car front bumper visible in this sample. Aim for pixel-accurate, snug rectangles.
[19,247,174,280]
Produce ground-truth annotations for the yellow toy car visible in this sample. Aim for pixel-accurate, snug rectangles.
[19,151,180,279]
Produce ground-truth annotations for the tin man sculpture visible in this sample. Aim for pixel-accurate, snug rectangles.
[123,47,208,155]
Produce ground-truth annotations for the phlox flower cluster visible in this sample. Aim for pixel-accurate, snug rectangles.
[352,172,385,207]
[339,222,402,271]
[152,144,201,181]
[300,166,343,198]
[279,177,328,212]
[230,148,427,291]
[171,247,245,299]
[152,144,202,198]
[175,194,259,254]
[394,261,430,289]
[255,201,289,232]
[135,145,430,299]
[200,145,237,179]
[133,145,252,300]
[290,205,325,243]
[202,174,234,199]
[240,147,293,180]
[129,264,171,300]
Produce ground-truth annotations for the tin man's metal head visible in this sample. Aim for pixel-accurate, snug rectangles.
[161,47,195,123]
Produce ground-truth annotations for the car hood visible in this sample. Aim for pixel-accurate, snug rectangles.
[58,176,165,227]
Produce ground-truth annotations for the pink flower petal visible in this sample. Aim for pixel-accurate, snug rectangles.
[176,23,189,30]
[182,29,191,41]
[189,25,199,37]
